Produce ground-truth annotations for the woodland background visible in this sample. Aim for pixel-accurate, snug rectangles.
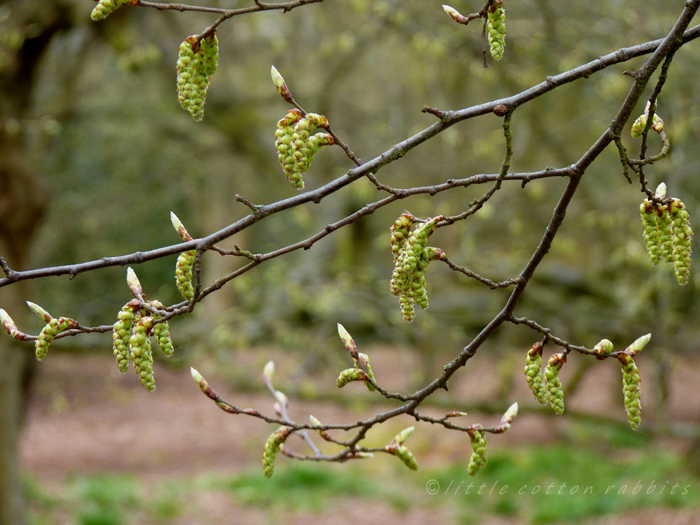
[2,0,700,524]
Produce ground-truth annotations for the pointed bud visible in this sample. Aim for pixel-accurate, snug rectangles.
[1,309,29,341]
[126,267,143,298]
[337,323,359,362]
[190,366,203,385]
[655,183,667,200]
[171,212,193,241]
[442,5,468,24]
[310,415,333,441]
[626,333,651,357]
[391,426,414,446]
[262,360,275,387]
[26,302,53,323]
[270,66,294,103]
[445,411,468,418]
[501,402,518,425]
[274,390,288,409]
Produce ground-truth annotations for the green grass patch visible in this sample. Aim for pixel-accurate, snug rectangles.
[424,444,699,524]
[24,442,699,524]
[202,462,413,512]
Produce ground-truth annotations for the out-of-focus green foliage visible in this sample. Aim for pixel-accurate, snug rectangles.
[3,0,698,367]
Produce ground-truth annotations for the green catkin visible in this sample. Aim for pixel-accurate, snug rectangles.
[387,427,418,470]
[640,200,663,265]
[336,368,369,388]
[618,353,642,430]
[176,34,219,121]
[544,353,566,415]
[148,300,174,357]
[390,212,414,260]
[153,320,174,357]
[389,216,444,322]
[487,1,506,61]
[176,250,196,301]
[394,446,419,470]
[262,428,291,478]
[35,318,75,361]
[130,316,155,391]
[274,111,333,189]
[656,205,674,263]
[91,0,128,21]
[524,342,548,405]
[668,199,693,285]
[112,304,137,372]
[467,427,488,476]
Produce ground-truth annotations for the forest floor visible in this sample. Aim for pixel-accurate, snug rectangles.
[19,348,700,525]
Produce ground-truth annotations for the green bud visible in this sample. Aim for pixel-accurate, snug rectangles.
[593,339,614,359]
[390,426,415,446]
[443,5,469,24]
[626,333,650,357]
[170,211,193,241]
[26,302,53,323]
[1,309,29,341]
[126,267,143,297]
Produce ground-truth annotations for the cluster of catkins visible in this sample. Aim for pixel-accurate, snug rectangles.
[389,213,446,322]
[274,109,334,189]
[112,296,174,391]
[523,343,566,415]
[640,183,693,285]
[524,335,649,429]
[91,0,131,21]
[487,1,507,61]
[176,34,219,122]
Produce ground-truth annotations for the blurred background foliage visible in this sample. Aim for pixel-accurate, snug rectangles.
[3,2,700,524]
[2,0,700,419]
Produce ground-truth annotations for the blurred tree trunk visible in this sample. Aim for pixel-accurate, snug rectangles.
[0,2,71,523]
[0,147,50,525]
